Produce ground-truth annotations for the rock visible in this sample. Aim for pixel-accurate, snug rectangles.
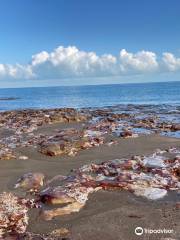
[40,143,65,156]
[14,172,45,191]
[171,124,180,131]
[143,155,166,168]
[73,139,92,150]
[0,148,16,160]
[3,146,179,232]
[41,202,84,221]
[39,186,75,205]
[50,228,70,237]
[133,187,167,200]
[175,202,180,209]
[120,130,133,138]
[0,108,89,134]
[0,192,29,237]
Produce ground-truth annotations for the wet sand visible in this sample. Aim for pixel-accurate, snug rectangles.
[0,121,180,240]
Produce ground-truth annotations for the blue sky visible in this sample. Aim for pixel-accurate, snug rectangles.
[0,0,180,87]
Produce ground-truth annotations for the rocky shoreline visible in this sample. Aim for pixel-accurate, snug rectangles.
[0,106,180,239]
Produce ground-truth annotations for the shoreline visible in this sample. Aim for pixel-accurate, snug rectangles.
[0,106,179,239]
[1,102,180,113]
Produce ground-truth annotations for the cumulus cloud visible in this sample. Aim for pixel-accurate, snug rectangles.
[31,46,117,78]
[31,46,160,79]
[119,49,158,72]
[32,51,49,66]
[162,52,180,71]
[0,63,34,79]
[0,45,179,81]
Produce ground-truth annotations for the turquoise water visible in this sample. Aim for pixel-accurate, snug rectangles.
[0,81,180,110]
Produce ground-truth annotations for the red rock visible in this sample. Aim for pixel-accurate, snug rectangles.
[120,130,133,138]
[14,172,45,191]
[40,143,65,156]
[171,124,180,131]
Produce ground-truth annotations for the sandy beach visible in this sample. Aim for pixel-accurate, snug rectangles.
[1,0,180,239]
[0,109,180,240]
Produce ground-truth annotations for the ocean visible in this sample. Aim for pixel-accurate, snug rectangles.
[0,81,180,111]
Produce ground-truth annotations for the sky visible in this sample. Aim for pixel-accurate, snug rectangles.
[0,0,180,88]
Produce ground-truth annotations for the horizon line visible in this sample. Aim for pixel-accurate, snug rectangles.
[0,79,179,90]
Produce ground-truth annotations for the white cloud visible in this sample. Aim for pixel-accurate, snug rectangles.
[31,46,158,79]
[32,46,117,78]
[0,63,34,79]
[119,49,158,72]
[32,51,49,66]
[162,52,180,71]
[0,45,179,81]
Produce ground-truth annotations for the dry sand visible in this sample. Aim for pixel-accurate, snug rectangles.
[0,122,180,240]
